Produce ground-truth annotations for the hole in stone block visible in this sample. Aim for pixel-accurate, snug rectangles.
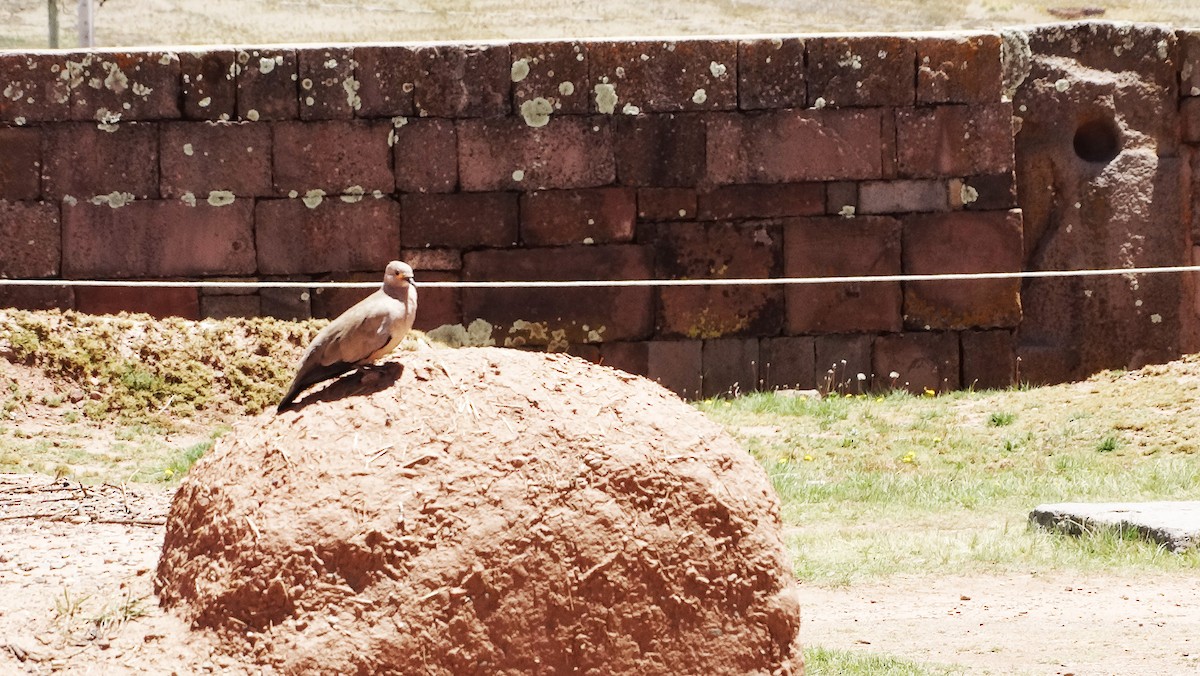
[1073,117,1120,163]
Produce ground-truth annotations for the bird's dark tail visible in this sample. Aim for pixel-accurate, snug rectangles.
[277,361,357,413]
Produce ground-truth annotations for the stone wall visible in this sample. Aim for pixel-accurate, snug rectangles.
[0,22,1197,398]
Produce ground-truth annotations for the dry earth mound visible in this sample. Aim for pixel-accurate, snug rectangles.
[155,347,803,675]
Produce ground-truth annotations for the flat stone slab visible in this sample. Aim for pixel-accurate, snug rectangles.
[1030,502,1200,552]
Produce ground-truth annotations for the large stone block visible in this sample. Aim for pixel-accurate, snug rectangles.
[180,50,237,121]
[697,183,825,220]
[353,45,420,118]
[273,120,394,196]
[414,44,510,118]
[200,294,261,320]
[1183,31,1200,97]
[76,286,200,319]
[960,172,1016,211]
[612,113,706,187]
[520,188,636,246]
[902,210,1023,330]
[806,35,916,107]
[917,34,1004,104]
[648,221,784,339]
[738,37,806,110]
[0,201,60,278]
[961,329,1016,390]
[160,122,272,198]
[458,116,614,191]
[298,47,357,120]
[1182,97,1200,144]
[42,122,158,199]
[0,53,71,122]
[872,332,960,394]
[255,197,400,274]
[63,199,255,279]
[0,285,73,311]
[587,39,736,113]
[69,51,181,122]
[814,334,872,393]
[407,270,460,332]
[760,336,816,391]
[511,41,589,115]
[707,109,884,184]
[392,118,458,193]
[896,103,1014,178]
[859,179,949,214]
[401,192,518,249]
[784,216,903,334]
[237,48,299,121]
[0,127,41,200]
[702,338,759,398]
[637,187,697,221]
[462,245,654,345]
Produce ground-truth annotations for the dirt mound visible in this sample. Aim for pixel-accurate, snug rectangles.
[154,347,803,675]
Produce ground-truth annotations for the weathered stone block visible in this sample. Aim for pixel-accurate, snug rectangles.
[160,122,272,198]
[587,39,737,113]
[408,270,460,332]
[353,45,420,118]
[520,188,636,246]
[961,329,1016,390]
[261,286,311,321]
[1029,22,1178,96]
[298,47,357,120]
[917,34,1004,104]
[0,52,71,122]
[458,116,614,191]
[201,294,261,320]
[784,216,903,334]
[648,221,783,339]
[738,37,806,110]
[462,245,654,345]
[814,334,872,392]
[511,41,589,115]
[697,183,825,220]
[902,210,1022,330]
[1182,97,1200,144]
[1183,31,1200,97]
[807,35,916,107]
[958,173,1016,211]
[858,180,949,214]
[760,336,816,391]
[0,127,41,200]
[75,286,200,319]
[707,109,884,184]
[0,201,60,278]
[392,118,458,193]
[255,197,400,274]
[896,103,1014,178]
[309,272,376,320]
[825,182,858,216]
[69,51,181,122]
[637,188,697,221]
[63,199,255,279]
[702,338,759,398]
[0,285,73,311]
[414,44,510,118]
[613,113,706,187]
[648,340,704,398]
[402,193,517,249]
[42,122,158,199]
[237,48,299,121]
[401,249,462,272]
[872,332,960,394]
[180,50,237,121]
[273,120,394,196]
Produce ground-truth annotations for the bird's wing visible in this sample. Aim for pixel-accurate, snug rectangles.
[316,292,401,366]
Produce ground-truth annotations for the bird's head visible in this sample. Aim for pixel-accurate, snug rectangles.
[384,260,416,288]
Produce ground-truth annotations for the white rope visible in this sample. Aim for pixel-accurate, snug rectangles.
[0,264,1196,289]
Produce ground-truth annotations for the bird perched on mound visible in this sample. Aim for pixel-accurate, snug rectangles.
[277,260,418,412]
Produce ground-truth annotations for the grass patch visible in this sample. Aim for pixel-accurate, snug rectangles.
[804,646,962,675]
[697,374,1200,583]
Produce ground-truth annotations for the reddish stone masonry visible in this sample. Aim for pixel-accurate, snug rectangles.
[1,25,1198,398]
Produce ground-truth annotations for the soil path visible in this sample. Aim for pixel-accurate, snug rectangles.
[2,472,1197,674]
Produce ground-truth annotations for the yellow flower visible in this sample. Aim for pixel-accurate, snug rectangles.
[923,388,936,397]
[803,454,814,462]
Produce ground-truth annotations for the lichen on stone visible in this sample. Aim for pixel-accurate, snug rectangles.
[520,97,553,127]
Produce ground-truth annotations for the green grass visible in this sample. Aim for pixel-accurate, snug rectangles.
[697,380,1200,584]
[804,647,963,676]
